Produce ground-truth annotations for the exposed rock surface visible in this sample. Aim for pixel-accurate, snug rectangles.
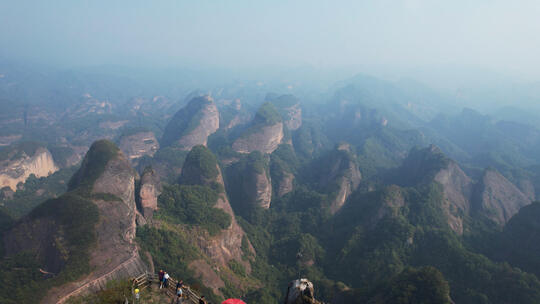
[284,279,323,304]
[318,144,361,214]
[138,167,161,220]
[179,146,254,293]
[276,171,294,197]
[267,94,303,131]
[398,145,531,234]
[47,141,147,303]
[232,102,284,154]
[161,95,219,150]
[244,167,272,209]
[119,131,159,165]
[473,169,531,226]
[0,147,59,191]
[233,123,284,154]
[3,140,148,303]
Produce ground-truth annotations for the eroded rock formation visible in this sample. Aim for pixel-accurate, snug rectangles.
[0,146,58,191]
[232,102,284,154]
[161,95,219,150]
[138,167,161,220]
[118,131,159,165]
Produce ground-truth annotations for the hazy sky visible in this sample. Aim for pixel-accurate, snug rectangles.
[1,0,540,77]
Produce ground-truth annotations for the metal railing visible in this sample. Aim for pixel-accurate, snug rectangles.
[130,271,204,303]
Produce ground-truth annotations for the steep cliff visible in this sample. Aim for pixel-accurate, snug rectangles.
[3,140,148,303]
[0,143,59,191]
[179,145,254,293]
[118,130,159,165]
[398,145,473,234]
[267,94,302,131]
[473,168,531,226]
[284,279,323,304]
[161,95,219,150]
[397,145,531,234]
[138,167,161,220]
[313,144,361,214]
[232,102,284,154]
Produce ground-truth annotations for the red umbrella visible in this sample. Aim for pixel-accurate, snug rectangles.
[222,299,246,304]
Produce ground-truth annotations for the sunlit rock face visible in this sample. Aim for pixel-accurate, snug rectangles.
[473,168,531,226]
[118,131,159,165]
[0,146,58,192]
[284,279,323,304]
[232,102,284,154]
[161,95,219,151]
[138,167,161,220]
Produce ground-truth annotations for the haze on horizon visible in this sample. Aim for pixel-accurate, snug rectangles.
[1,0,540,79]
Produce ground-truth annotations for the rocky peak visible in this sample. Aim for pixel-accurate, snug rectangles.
[138,167,162,220]
[118,129,159,166]
[4,139,148,303]
[0,142,59,191]
[316,146,361,214]
[161,95,219,150]
[232,102,284,154]
[179,145,220,186]
[397,145,472,234]
[179,145,254,291]
[473,168,531,226]
[266,94,303,131]
[284,279,323,304]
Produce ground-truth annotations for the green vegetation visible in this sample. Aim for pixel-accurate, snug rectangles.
[136,226,221,303]
[66,279,131,304]
[2,166,78,218]
[254,102,282,125]
[0,192,99,304]
[180,145,219,185]
[68,139,119,193]
[157,184,231,236]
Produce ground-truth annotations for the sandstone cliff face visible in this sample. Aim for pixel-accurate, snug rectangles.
[399,145,531,234]
[473,169,531,226]
[232,102,284,154]
[276,171,294,198]
[282,103,302,131]
[161,96,219,151]
[433,161,473,234]
[284,279,323,304]
[232,122,284,154]
[318,144,361,214]
[45,142,147,303]
[0,147,59,191]
[179,146,254,294]
[244,168,273,209]
[138,168,161,220]
[119,131,159,165]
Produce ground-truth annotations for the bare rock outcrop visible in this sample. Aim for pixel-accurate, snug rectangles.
[138,167,162,220]
[180,146,254,292]
[398,145,530,234]
[118,131,159,165]
[233,123,284,154]
[0,146,58,191]
[232,102,284,154]
[244,167,272,209]
[266,94,303,131]
[433,161,473,234]
[276,171,294,197]
[317,144,361,214]
[2,140,148,303]
[161,95,219,151]
[473,169,531,226]
[284,279,323,304]
[46,140,147,303]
